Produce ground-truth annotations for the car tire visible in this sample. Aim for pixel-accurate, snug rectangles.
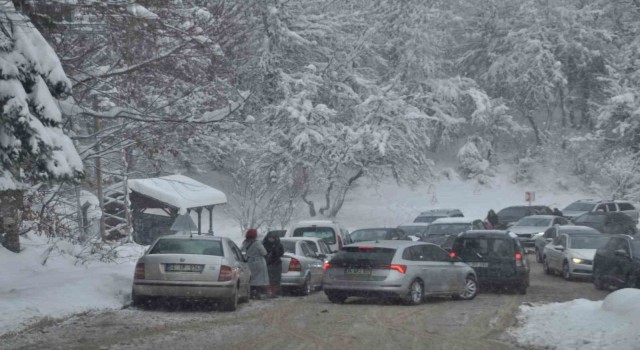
[453,275,478,300]
[219,285,238,312]
[593,266,606,290]
[535,249,542,263]
[403,279,424,305]
[325,291,347,304]
[131,292,150,308]
[517,283,527,295]
[238,283,250,303]
[299,275,312,296]
[543,257,552,275]
[562,261,572,281]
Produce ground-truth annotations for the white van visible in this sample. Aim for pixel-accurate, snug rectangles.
[285,220,352,253]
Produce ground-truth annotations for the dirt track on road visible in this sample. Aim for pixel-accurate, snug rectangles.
[0,255,608,350]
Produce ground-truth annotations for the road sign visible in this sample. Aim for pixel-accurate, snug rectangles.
[525,191,535,204]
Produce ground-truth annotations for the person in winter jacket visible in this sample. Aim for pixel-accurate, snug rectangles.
[553,207,563,217]
[241,228,269,299]
[486,209,499,229]
[262,231,285,298]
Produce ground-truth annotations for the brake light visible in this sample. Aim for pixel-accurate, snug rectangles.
[388,264,407,274]
[323,262,330,270]
[449,251,456,259]
[218,265,233,281]
[288,258,302,272]
[358,246,375,250]
[134,263,145,279]
[515,253,524,267]
[337,235,343,250]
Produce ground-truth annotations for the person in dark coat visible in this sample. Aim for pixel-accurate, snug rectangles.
[553,207,563,217]
[487,209,499,228]
[262,231,285,298]
[241,228,269,299]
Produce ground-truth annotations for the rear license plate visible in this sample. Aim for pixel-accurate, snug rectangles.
[165,264,204,272]
[467,262,489,268]
[345,267,372,276]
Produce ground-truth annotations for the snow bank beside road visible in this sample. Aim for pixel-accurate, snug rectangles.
[0,234,145,335]
[511,288,640,350]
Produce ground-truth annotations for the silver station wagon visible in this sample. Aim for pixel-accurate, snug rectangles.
[322,240,478,304]
[132,235,251,311]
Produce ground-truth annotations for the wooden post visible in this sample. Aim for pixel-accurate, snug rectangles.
[207,205,214,235]
[195,208,202,235]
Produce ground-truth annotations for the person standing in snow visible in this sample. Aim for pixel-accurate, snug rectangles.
[553,207,564,217]
[241,228,269,299]
[262,231,285,298]
[486,209,499,229]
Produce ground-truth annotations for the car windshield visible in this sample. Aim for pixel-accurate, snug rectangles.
[515,217,553,227]
[454,237,514,261]
[424,224,471,236]
[331,247,396,266]
[569,236,607,249]
[575,214,606,224]
[149,239,223,256]
[292,227,336,244]
[498,207,531,217]
[350,229,389,242]
[414,216,444,223]
[398,226,428,236]
[564,202,596,212]
[281,240,297,254]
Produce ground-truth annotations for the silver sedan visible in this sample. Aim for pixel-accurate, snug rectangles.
[322,241,478,304]
[280,239,326,295]
[132,235,251,311]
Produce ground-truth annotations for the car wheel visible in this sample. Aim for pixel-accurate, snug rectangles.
[299,275,312,296]
[593,266,606,290]
[403,279,424,305]
[453,275,478,300]
[238,283,250,303]
[220,285,238,312]
[517,283,527,295]
[131,291,150,308]
[562,261,572,281]
[325,291,347,304]
[543,257,552,275]
[535,249,542,263]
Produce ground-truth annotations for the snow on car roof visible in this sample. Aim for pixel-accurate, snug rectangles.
[128,175,227,212]
[431,218,477,224]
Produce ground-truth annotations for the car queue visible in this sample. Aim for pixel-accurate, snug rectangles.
[130,199,640,311]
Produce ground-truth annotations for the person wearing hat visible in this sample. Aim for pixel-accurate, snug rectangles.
[241,228,269,299]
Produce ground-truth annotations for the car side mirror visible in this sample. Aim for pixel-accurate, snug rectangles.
[317,253,327,260]
[555,245,565,251]
[614,249,630,258]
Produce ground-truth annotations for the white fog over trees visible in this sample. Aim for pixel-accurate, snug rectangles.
[3,0,640,238]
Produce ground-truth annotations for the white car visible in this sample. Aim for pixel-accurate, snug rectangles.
[283,236,335,262]
[542,232,609,280]
[397,223,431,240]
[285,220,352,253]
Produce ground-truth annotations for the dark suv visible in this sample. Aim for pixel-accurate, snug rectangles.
[573,212,637,235]
[450,230,529,294]
[495,205,553,229]
[593,235,640,290]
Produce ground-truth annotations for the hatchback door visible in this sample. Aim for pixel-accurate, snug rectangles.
[329,246,397,282]
[453,237,516,280]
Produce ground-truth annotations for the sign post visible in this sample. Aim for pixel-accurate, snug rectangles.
[525,191,535,206]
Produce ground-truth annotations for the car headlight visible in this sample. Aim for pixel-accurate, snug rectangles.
[572,258,584,264]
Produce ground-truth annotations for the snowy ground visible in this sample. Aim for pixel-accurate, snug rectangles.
[510,288,640,350]
[0,168,608,336]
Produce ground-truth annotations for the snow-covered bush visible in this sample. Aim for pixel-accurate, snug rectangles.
[600,150,640,202]
[457,137,493,184]
[513,152,536,184]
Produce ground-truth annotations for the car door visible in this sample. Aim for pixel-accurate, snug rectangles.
[546,235,565,270]
[301,242,323,285]
[229,242,250,290]
[610,238,633,287]
[538,227,556,253]
[430,245,465,293]
[405,245,441,294]
[419,245,450,293]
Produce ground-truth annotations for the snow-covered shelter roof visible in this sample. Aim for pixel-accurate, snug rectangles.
[128,175,227,212]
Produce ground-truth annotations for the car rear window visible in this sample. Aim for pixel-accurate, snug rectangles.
[424,224,471,236]
[453,237,514,260]
[303,240,319,253]
[281,240,297,254]
[618,202,635,211]
[515,217,553,227]
[398,226,428,236]
[292,227,336,244]
[575,214,606,224]
[564,202,596,211]
[350,229,389,242]
[330,247,396,266]
[149,239,223,256]
[414,216,444,223]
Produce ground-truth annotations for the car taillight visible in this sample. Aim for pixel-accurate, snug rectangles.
[288,258,302,272]
[323,262,330,270]
[449,251,456,259]
[515,253,524,267]
[337,235,343,250]
[134,263,145,280]
[386,264,407,274]
[218,265,233,281]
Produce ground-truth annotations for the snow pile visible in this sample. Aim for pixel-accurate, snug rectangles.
[0,234,145,335]
[128,174,227,212]
[511,289,640,350]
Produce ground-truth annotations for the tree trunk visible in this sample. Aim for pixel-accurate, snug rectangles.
[329,169,364,218]
[0,190,24,253]
[301,187,316,217]
[318,182,334,216]
[523,111,542,145]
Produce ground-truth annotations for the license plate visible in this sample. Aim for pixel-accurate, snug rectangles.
[345,267,371,276]
[165,264,204,272]
[467,262,489,268]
